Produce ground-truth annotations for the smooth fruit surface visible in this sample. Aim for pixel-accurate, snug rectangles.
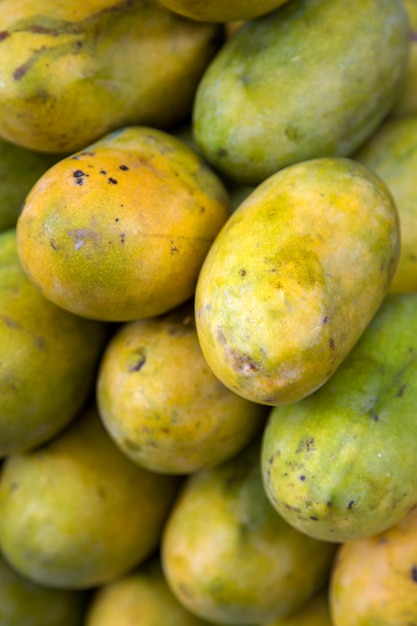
[195,157,399,406]
[16,126,230,321]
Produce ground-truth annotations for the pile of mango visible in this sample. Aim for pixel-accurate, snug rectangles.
[1,0,417,624]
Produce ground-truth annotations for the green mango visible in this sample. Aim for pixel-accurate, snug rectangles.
[0,552,87,626]
[195,157,399,406]
[0,138,59,232]
[261,293,417,544]
[0,404,180,589]
[162,438,337,625]
[0,0,223,153]
[193,0,410,185]
[390,0,417,117]
[353,115,417,293]
[0,228,108,457]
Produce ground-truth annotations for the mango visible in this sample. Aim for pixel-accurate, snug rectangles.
[0,0,223,153]
[85,556,217,626]
[330,507,417,626]
[0,552,87,626]
[195,156,399,406]
[155,0,290,23]
[0,404,180,589]
[0,228,108,457]
[354,115,417,293]
[193,0,410,185]
[390,0,417,117]
[16,126,230,322]
[97,302,265,474]
[0,139,59,232]
[261,293,417,544]
[162,438,337,625]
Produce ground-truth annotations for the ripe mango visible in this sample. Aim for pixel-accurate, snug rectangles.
[261,293,417,543]
[195,157,399,406]
[162,438,337,625]
[0,0,223,153]
[354,115,417,293]
[193,0,410,185]
[330,507,417,626]
[0,404,180,589]
[97,302,265,474]
[0,228,108,456]
[16,126,230,322]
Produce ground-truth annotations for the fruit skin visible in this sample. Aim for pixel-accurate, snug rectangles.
[16,126,230,322]
[195,157,399,406]
[390,0,417,117]
[155,0,290,23]
[193,0,410,185]
[85,556,216,626]
[329,507,417,626]
[0,228,108,457]
[97,302,266,474]
[0,404,180,589]
[0,0,223,153]
[354,115,417,294]
[261,589,332,626]
[261,293,417,544]
[0,552,87,626]
[0,139,59,232]
[162,438,337,625]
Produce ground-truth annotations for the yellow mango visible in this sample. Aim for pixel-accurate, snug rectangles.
[97,302,265,474]
[16,126,230,322]
[330,507,417,625]
[195,157,399,406]
[0,0,223,153]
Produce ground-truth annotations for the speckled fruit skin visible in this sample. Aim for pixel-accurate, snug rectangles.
[0,228,108,457]
[193,0,410,185]
[97,303,265,474]
[85,556,216,626]
[354,116,417,294]
[0,0,223,154]
[0,552,87,626]
[16,126,230,322]
[155,0,290,23]
[261,293,417,544]
[162,438,337,625]
[195,157,400,407]
[0,405,180,590]
[329,507,417,626]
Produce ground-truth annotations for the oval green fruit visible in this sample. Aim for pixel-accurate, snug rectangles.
[261,292,417,543]
[353,115,417,293]
[0,0,223,153]
[0,405,180,589]
[195,157,399,406]
[155,0,290,23]
[162,438,336,625]
[193,0,410,185]
[0,228,108,457]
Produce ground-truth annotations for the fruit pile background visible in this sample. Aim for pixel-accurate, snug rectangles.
[1,0,417,625]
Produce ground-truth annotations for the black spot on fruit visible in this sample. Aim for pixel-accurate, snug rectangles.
[411,565,417,582]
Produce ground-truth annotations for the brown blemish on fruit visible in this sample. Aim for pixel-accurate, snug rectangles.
[128,351,146,372]
[347,500,355,510]
[411,565,417,582]
[119,164,129,171]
